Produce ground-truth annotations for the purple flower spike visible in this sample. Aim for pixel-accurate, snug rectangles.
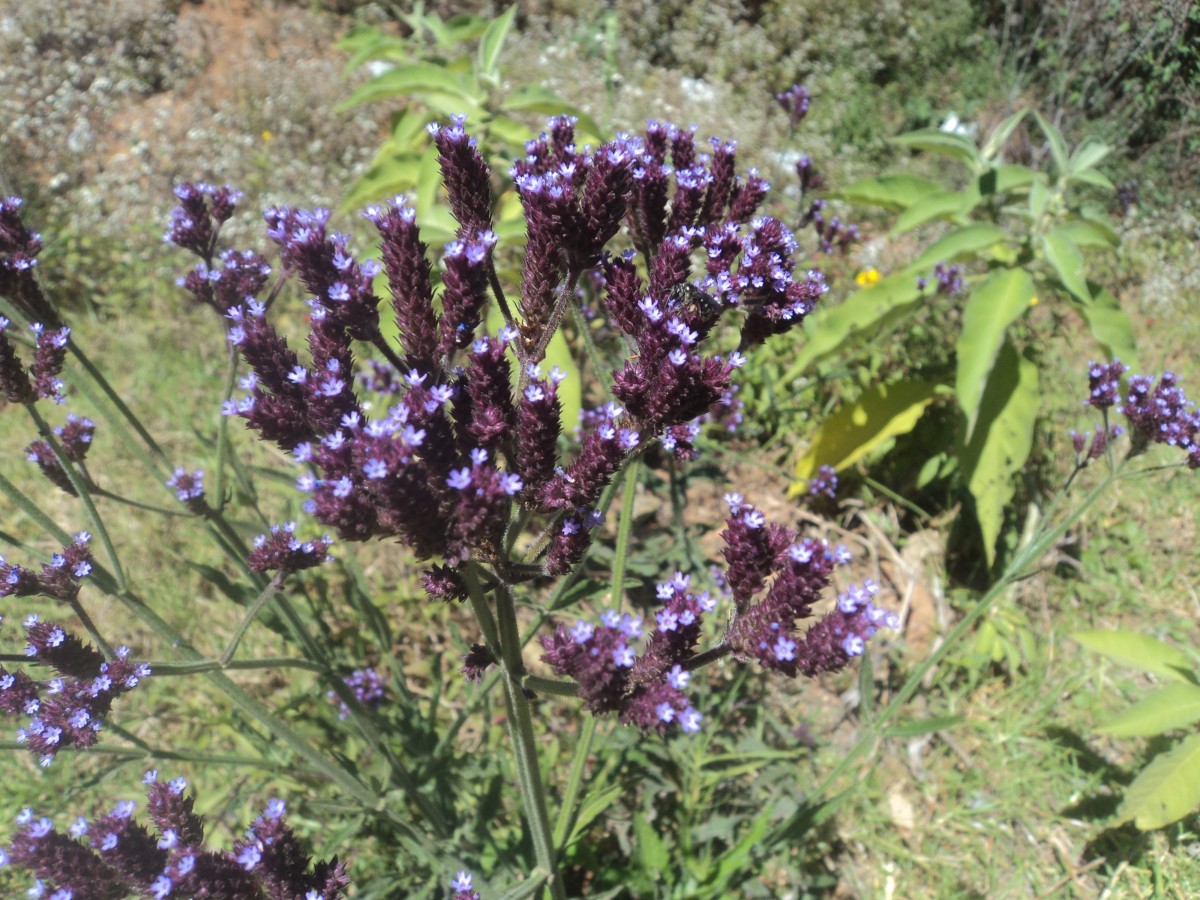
[1085,359,1128,410]
[807,464,838,500]
[775,84,811,127]
[430,116,494,238]
[0,316,35,404]
[247,522,333,573]
[365,198,439,371]
[452,869,483,900]
[437,231,496,358]
[26,416,94,497]
[327,667,388,720]
[166,468,207,514]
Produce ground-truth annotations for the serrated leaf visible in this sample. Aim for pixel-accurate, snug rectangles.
[1117,732,1200,830]
[477,5,516,78]
[838,174,943,210]
[336,62,482,111]
[1074,288,1137,370]
[1099,683,1200,737]
[1042,228,1091,301]
[1072,630,1195,682]
[791,379,942,489]
[912,223,1008,270]
[981,109,1028,160]
[959,340,1038,567]
[1032,110,1069,175]
[891,128,983,170]
[956,268,1035,440]
[1069,138,1112,174]
[565,784,623,847]
[890,190,975,236]
[784,271,925,378]
[633,815,670,875]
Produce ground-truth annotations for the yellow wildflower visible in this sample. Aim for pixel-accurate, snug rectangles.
[262,130,273,143]
[855,267,881,287]
[1030,295,1039,307]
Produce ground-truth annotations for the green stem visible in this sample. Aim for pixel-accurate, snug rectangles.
[220,571,286,665]
[213,344,240,512]
[467,569,564,900]
[68,342,169,467]
[524,674,579,698]
[570,302,610,392]
[552,715,597,849]
[147,656,326,675]
[611,458,640,611]
[91,487,191,518]
[0,740,278,769]
[26,403,127,592]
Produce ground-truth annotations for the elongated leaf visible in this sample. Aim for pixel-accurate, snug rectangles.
[711,808,773,890]
[1073,631,1195,682]
[337,27,411,73]
[1100,683,1200,737]
[485,113,535,146]
[912,223,1008,270]
[500,86,603,141]
[341,157,423,210]
[1079,203,1121,244]
[477,5,516,78]
[890,190,975,236]
[1069,168,1115,191]
[415,144,441,219]
[959,340,1039,567]
[1042,228,1091,301]
[784,271,925,378]
[565,784,623,847]
[1057,220,1120,248]
[1032,110,1069,175]
[1069,137,1112,174]
[838,174,943,210]
[978,164,1036,196]
[891,128,982,170]
[633,814,670,875]
[495,873,549,900]
[791,379,943,489]
[336,62,481,111]
[981,109,1028,160]
[1074,288,1137,370]
[886,715,966,738]
[1118,732,1200,830]
[1029,177,1050,220]
[956,269,1035,440]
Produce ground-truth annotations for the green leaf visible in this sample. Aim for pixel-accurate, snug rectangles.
[1042,228,1091,301]
[494,873,549,900]
[1078,203,1121,244]
[978,164,1037,196]
[981,109,1027,161]
[886,715,966,738]
[710,808,773,890]
[477,5,516,78]
[956,269,1035,439]
[1117,732,1200,830]
[337,27,411,73]
[838,174,943,210]
[1029,177,1050,220]
[484,113,535,146]
[1032,110,1069,176]
[414,144,442,219]
[1068,168,1115,191]
[891,128,982,170]
[791,379,943,488]
[1072,631,1195,682]
[912,223,1008,270]
[500,86,603,142]
[632,815,670,876]
[564,784,623,848]
[890,190,976,236]
[784,270,925,378]
[1057,220,1120,248]
[1074,288,1137,370]
[340,156,423,211]
[336,62,482,111]
[1068,137,1112,174]
[1099,683,1200,737]
[958,340,1039,567]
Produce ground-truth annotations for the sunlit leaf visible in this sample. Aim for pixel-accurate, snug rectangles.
[1073,631,1195,682]
[1117,732,1200,830]
[1099,683,1200,737]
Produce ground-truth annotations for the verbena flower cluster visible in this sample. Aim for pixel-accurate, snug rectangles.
[156,111,897,738]
[0,771,347,900]
[0,535,154,768]
[1076,359,1200,468]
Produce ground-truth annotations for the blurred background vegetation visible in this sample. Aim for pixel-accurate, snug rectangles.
[1,0,1198,896]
